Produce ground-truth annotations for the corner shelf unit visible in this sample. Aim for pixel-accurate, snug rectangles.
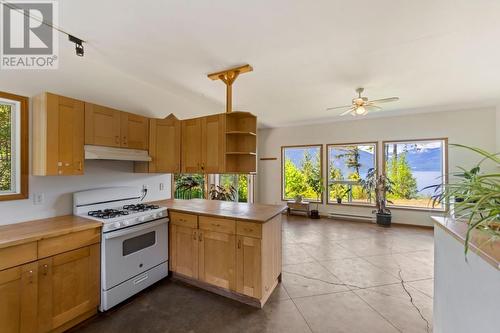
[225,112,257,173]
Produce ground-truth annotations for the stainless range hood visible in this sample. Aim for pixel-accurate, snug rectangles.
[84,145,152,162]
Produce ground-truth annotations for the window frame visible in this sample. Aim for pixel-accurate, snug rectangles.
[326,141,378,207]
[382,138,448,211]
[209,173,255,203]
[0,91,28,201]
[281,144,324,203]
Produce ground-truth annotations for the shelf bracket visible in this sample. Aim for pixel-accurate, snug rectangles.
[207,64,253,113]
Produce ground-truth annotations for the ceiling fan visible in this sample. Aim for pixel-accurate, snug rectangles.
[327,88,399,116]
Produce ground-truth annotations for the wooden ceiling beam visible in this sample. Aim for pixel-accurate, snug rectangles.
[207,64,253,113]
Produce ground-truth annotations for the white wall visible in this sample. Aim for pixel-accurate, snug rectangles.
[0,160,171,225]
[256,107,497,227]
[434,226,499,333]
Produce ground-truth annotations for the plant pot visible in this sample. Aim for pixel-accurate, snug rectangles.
[376,213,392,227]
[310,209,320,219]
[336,198,342,204]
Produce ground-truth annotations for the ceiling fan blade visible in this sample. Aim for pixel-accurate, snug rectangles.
[365,104,383,110]
[340,107,355,116]
[326,104,353,111]
[368,97,399,104]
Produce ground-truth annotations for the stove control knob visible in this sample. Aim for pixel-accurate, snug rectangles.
[122,220,130,226]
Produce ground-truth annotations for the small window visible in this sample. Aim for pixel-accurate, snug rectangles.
[173,174,205,199]
[210,174,255,203]
[0,92,28,201]
[383,139,447,209]
[327,143,377,205]
[281,145,323,202]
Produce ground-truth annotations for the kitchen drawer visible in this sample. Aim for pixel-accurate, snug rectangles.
[199,216,235,234]
[38,227,101,259]
[0,242,37,271]
[170,212,198,228]
[236,221,262,239]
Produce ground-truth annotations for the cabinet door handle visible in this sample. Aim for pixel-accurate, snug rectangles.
[28,270,34,283]
[212,223,220,227]
[237,239,241,249]
[198,232,202,241]
[42,264,48,276]
[193,231,197,240]
[115,136,120,144]
[77,161,82,171]
[123,136,128,145]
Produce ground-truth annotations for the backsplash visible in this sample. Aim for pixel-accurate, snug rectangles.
[0,160,171,225]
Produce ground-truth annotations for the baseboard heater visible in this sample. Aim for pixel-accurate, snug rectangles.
[328,212,373,222]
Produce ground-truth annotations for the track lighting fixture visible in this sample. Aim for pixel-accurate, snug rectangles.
[68,35,84,57]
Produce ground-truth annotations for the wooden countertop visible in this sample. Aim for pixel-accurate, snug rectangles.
[152,199,287,223]
[432,216,499,270]
[0,215,102,249]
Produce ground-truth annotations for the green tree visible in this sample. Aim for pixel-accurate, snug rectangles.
[387,153,418,199]
[0,104,12,191]
[238,175,248,202]
[284,159,307,198]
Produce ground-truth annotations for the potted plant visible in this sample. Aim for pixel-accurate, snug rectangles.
[330,184,350,204]
[208,184,236,201]
[361,168,393,227]
[426,144,499,254]
[308,178,325,219]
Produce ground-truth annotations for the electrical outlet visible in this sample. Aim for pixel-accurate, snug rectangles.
[159,183,165,191]
[33,192,44,205]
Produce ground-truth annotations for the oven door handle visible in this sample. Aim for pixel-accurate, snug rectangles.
[104,219,167,240]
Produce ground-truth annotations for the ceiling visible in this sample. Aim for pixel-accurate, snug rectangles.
[2,0,500,127]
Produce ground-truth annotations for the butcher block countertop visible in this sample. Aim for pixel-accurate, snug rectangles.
[153,199,287,223]
[0,215,101,249]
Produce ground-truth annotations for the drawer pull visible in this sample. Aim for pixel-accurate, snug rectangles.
[28,270,34,283]
[198,232,203,241]
[237,239,241,249]
[212,223,221,227]
[193,231,197,240]
[42,264,48,276]
[244,228,253,232]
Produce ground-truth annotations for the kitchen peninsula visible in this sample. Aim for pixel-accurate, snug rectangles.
[156,199,286,307]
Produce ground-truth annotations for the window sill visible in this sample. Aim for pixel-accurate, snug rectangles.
[0,193,28,202]
[326,202,375,208]
[282,198,322,204]
[387,205,445,212]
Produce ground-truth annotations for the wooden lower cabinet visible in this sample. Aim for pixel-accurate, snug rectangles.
[198,231,236,290]
[236,236,262,298]
[37,244,100,332]
[0,263,38,333]
[170,224,199,279]
[169,212,282,307]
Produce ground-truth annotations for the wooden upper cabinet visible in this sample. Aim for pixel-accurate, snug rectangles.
[0,262,38,333]
[148,115,181,173]
[181,118,202,173]
[121,113,149,150]
[37,244,100,333]
[84,103,121,147]
[201,114,225,173]
[33,93,84,176]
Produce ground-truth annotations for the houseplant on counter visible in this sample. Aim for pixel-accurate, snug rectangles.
[361,168,393,227]
[208,184,236,201]
[427,144,499,254]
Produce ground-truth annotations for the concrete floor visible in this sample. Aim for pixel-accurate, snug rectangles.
[71,215,434,333]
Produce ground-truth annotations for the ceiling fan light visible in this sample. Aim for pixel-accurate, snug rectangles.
[355,106,367,115]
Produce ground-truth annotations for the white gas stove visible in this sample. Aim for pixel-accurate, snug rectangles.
[73,187,169,311]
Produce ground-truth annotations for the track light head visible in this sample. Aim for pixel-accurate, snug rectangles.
[68,35,84,57]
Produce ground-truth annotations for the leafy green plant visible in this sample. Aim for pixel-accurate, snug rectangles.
[329,183,349,200]
[175,175,204,199]
[208,184,236,201]
[427,144,500,254]
[360,168,393,214]
[308,177,325,210]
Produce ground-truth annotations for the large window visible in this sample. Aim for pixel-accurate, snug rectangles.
[327,143,377,204]
[0,92,28,201]
[384,139,446,209]
[281,145,323,202]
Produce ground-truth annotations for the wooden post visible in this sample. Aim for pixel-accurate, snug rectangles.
[208,64,253,113]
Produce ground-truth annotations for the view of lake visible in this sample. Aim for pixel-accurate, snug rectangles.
[414,170,442,196]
